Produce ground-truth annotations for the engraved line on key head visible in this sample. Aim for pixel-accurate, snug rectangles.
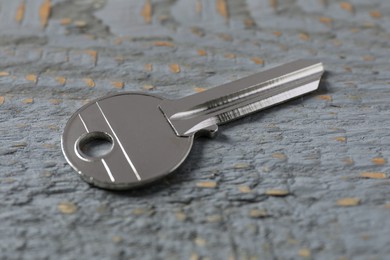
[96,102,142,181]
[79,114,90,133]
[79,113,116,182]
[101,158,115,182]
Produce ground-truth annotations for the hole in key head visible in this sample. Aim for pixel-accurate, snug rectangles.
[76,131,114,160]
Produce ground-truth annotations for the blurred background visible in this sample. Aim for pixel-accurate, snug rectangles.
[0,0,389,259]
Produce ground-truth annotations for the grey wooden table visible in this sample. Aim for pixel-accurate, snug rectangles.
[1,0,389,259]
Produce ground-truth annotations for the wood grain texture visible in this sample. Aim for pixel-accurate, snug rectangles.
[0,0,390,259]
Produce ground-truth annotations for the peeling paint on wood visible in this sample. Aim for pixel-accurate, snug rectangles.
[371,158,385,165]
[265,189,289,196]
[83,78,95,88]
[111,81,124,89]
[339,2,354,13]
[22,98,34,104]
[250,57,264,65]
[216,0,228,21]
[196,181,217,188]
[55,77,66,85]
[369,10,381,19]
[141,0,152,24]
[336,198,360,206]
[169,64,180,73]
[15,0,25,23]
[359,172,387,179]
[39,0,51,28]
[153,41,174,47]
[25,74,37,83]
[57,202,77,214]
[144,64,153,72]
[84,50,97,65]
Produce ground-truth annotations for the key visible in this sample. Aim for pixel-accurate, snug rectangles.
[61,60,324,190]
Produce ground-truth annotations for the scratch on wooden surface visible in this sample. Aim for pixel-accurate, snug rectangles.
[206,215,222,223]
[57,202,77,214]
[144,64,153,72]
[269,0,278,10]
[224,53,236,59]
[362,55,375,62]
[195,0,202,14]
[339,2,354,13]
[265,189,289,196]
[215,0,229,21]
[84,50,97,65]
[22,98,34,104]
[39,0,51,28]
[196,181,217,188]
[59,18,72,25]
[175,212,186,221]
[298,248,311,257]
[169,64,180,73]
[196,49,206,56]
[153,41,174,47]
[141,0,152,24]
[319,16,332,25]
[272,153,286,160]
[332,39,342,47]
[234,162,249,169]
[336,197,360,206]
[83,78,95,88]
[359,172,387,179]
[111,236,123,243]
[334,137,346,142]
[74,20,87,27]
[238,185,252,193]
[298,32,310,41]
[218,33,232,41]
[194,87,206,93]
[0,96,4,105]
[143,84,154,90]
[194,237,206,247]
[243,18,255,28]
[191,27,205,37]
[272,31,282,37]
[369,10,381,19]
[48,99,61,105]
[25,74,37,83]
[111,81,124,89]
[15,0,25,23]
[55,76,66,85]
[0,72,10,77]
[250,57,264,65]
[371,157,385,165]
[316,95,332,101]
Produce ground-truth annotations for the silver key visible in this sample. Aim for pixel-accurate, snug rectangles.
[61,60,324,190]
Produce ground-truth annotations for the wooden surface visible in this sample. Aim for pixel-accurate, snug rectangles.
[0,0,389,259]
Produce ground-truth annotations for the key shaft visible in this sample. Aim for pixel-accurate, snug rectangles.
[159,60,324,137]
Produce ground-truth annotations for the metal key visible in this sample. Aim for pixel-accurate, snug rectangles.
[61,60,324,190]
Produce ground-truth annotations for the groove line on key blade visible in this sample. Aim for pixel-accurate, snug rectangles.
[96,102,141,181]
[169,63,322,121]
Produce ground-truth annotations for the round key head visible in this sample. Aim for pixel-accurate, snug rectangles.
[61,93,193,190]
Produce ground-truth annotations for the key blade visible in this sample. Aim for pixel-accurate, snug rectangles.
[160,60,324,137]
